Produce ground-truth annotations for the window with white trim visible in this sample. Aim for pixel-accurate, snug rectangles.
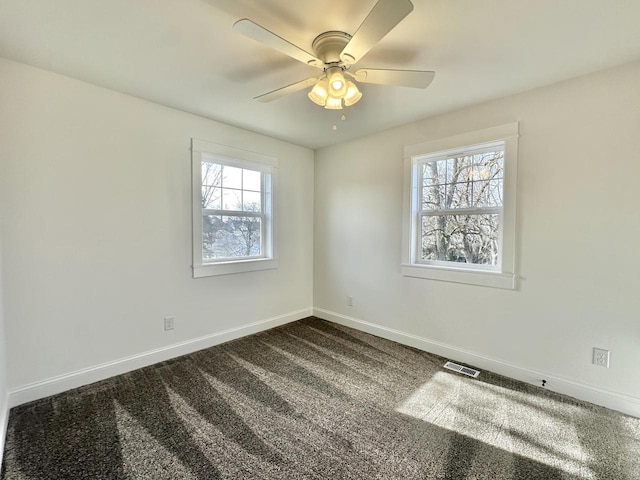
[192,139,277,278]
[402,123,518,289]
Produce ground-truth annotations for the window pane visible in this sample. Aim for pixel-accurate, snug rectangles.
[421,214,499,265]
[222,166,242,189]
[222,188,242,211]
[202,215,222,260]
[447,181,473,209]
[202,214,262,259]
[243,169,261,192]
[243,191,261,212]
[422,184,444,210]
[202,162,222,187]
[473,179,503,207]
[473,151,504,180]
[202,186,221,210]
[446,156,473,184]
[423,161,446,186]
[421,216,441,261]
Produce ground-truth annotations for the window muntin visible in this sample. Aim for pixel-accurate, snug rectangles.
[416,147,504,269]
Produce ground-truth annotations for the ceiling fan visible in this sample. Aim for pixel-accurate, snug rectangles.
[233,0,435,110]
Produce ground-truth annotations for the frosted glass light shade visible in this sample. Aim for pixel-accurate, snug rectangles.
[324,96,343,110]
[327,67,347,98]
[343,81,362,106]
[308,77,329,106]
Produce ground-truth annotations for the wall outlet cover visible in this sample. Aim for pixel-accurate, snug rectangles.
[593,347,610,368]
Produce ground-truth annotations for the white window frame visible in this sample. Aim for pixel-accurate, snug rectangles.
[401,123,518,289]
[192,139,278,278]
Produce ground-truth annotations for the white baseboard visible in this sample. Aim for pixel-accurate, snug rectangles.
[8,308,312,408]
[313,308,640,418]
[0,392,9,470]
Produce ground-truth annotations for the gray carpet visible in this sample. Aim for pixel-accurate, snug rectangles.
[2,317,639,479]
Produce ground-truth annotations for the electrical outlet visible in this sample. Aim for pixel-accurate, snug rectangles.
[593,347,610,368]
[347,296,353,306]
[164,316,175,331]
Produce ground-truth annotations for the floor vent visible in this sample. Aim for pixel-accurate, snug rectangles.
[443,361,480,378]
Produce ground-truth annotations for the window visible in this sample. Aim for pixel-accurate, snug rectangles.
[402,123,518,289]
[418,145,504,267]
[192,139,277,277]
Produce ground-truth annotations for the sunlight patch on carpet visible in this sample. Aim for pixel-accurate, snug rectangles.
[114,401,197,480]
[396,372,595,479]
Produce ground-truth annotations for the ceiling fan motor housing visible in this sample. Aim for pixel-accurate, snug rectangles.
[311,31,352,66]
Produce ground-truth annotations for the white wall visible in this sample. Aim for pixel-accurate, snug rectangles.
[314,61,640,413]
[0,58,314,393]
[0,228,8,463]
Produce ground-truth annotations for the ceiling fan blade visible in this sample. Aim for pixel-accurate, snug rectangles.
[234,19,323,67]
[352,69,435,88]
[254,77,318,103]
[340,0,414,65]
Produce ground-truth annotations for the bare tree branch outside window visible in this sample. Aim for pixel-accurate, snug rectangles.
[420,151,503,265]
[201,163,264,260]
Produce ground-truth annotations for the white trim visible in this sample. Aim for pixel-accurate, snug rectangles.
[192,140,278,278]
[401,263,515,289]
[0,392,9,470]
[8,308,311,408]
[403,122,519,159]
[192,139,278,167]
[312,308,640,418]
[402,122,519,289]
[193,258,278,277]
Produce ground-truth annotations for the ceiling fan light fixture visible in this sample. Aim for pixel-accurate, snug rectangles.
[324,96,343,110]
[312,67,361,109]
[308,76,329,106]
[343,81,362,107]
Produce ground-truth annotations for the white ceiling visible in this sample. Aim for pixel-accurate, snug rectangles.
[1,0,639,149]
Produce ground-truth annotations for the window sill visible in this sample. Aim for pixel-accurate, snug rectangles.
[401,263,515,289]
[193,258,278,278]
